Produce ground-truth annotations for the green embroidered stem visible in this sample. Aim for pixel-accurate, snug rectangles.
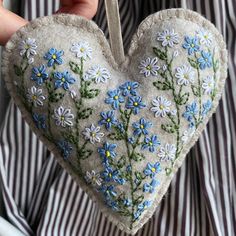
[211,49,219,101]
[166,50,181,160]
[195,53,202,127]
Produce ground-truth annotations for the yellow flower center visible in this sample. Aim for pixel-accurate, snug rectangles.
[146,65,151,70]
[107,118,111,122]
[191,43,195,47]
[52,54,57,59]
[127,86,131,90]
[109,173,112,177]
[37,73,41,77]
[159,105,164,110]
[25,44,30,49]
[166,36,171,40]
[106,151,111,157]
[80,48,85,52]
[61,77,65,82]
[32,95,37,100]
[60,116,65,121]
[184,74,189,80]
[140,124,144,129]
[91,132,96,137]
[151,167,156,172]
[149,142,153,146]
[134,102,138,106]
[114,95,119,100]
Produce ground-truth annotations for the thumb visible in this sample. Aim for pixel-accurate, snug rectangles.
[57,0,99,20]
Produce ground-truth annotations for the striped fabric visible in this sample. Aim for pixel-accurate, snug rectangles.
[0,0,235,235]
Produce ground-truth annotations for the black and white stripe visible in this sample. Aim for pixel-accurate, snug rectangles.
[0,0,236,235]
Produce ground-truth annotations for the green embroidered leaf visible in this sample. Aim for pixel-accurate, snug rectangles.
[176,92,189,105]
[48,92,65,102]
[213,58,219,71]
[133,195,144,205]
[14,65,23,76]
[82,89,100,99]
[161,124,176,133]
[131,152,146,162]
[108,132,124,141]
[165,167,172,176]
[188,58,199,69]
[61,132,77,144]
[191,85,200,96]
[69,61,81,74]
[79,148,93,160]
[117,155,126,169]
[153,80,171,90]
[153,47,167,60]
[78,107,93,119]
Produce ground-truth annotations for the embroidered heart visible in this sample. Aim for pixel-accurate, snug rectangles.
[2,9,227,235]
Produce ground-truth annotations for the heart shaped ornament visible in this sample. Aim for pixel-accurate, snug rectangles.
[2,8,227,234]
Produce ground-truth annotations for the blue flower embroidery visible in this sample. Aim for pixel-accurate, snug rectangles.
[132,118,152,136]
[106,199,119,211]
[105,89,125,110]
[33,113,46,129]
[144,162,161,178]
[182,36,200,55]
[197,51,212,70]
[123,198,132,206]
[31,65,48,85]
[99,110,118,130]
[44,48,64,67]
[57,140,72,159]
[100,185,117,198]
[142,135,160,153]
[126,96,146,115]
[102,166,119,182]
[98,142,117,161]
[134,201,152,220]
[143,179,160,193]
[183,101,198,122]
[119,81,139,96]
[202,100,212,116]
[54,71,76,90]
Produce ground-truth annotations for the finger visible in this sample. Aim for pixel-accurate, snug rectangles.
[0,7,28,45]
[57,0,98,19]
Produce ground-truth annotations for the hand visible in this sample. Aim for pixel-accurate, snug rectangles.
[58,0,98,19]
[0,0,99,46]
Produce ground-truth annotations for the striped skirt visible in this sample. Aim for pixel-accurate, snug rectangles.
[0,0,235,235]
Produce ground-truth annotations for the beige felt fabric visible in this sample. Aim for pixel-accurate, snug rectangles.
[2,9,227,235]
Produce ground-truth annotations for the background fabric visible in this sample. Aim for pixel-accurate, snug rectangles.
[0,0,235,235]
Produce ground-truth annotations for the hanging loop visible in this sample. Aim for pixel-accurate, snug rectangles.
[104,0,125,65]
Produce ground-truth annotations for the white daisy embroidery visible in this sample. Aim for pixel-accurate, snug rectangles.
[157,29,179,47]
[175,64,195,86]
[70,90,77,99]
[26,86,46,107]
[138,57,160,77]
[151,96,172,117]
[173,50,179,57]
[181,128,195,144]
[82,124,104,144]
[86,65,110,83]
[196,29,213,47]
[85,170,102,187]
[52,106,74,127]
[19,38,37,64]
[70,41,92,60]
[158,143,176,161]
[202,76,215,94]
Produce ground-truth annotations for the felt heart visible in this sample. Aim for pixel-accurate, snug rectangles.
[2,9,227,235]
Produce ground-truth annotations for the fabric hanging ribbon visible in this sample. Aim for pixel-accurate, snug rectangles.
[104,0,125,65]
